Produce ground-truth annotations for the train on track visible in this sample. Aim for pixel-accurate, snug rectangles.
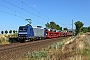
[18,25,73,42]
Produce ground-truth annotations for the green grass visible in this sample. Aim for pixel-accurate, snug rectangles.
[26,51,47,60]
[81,48,90,56]
[78,32,83,35]
[84,40,89,47]
[77,36,90,60]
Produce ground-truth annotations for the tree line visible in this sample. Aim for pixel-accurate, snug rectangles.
[1,30,17,34]
[45,21,68,31]
[45,21,90,35]
[1,21,89,35]
[74,21,90,34]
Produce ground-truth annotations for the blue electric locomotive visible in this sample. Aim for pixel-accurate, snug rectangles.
[18,25,46,42]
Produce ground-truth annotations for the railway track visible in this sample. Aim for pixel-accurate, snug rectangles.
[0,37,70,60]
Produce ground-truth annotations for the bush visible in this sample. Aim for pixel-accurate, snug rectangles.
[0,35,9,45]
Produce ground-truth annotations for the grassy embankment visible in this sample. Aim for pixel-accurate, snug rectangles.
[23,34,90,60]
[0,34,18,45]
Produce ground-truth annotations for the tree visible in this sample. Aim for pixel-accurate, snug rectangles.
[45,21,62,30]
[63,28,68,31]
[15,30,17,33]
[1,31,4,34]
[74,21,84,34]
[82,27,88,33]
[9,30,12,34]
[5,30,8,34]
[50,21,56,29]
[13,30,16,34]
[56,24,61,30]
[88,26,90,32]
[45,22,50,28]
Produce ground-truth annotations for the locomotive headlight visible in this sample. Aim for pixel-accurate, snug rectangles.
[46,33,47,35]
[19,35,20,36]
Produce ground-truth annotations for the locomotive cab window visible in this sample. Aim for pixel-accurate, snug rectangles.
[19,26,28,32]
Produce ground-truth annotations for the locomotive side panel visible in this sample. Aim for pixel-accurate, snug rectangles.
[33,27,46,37]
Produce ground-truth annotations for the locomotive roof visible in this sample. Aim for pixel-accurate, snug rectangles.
[19,25,32,27]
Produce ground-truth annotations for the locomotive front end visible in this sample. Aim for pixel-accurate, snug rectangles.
[18,26,28,42]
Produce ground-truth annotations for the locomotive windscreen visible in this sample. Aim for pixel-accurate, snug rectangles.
[19,26,28,32]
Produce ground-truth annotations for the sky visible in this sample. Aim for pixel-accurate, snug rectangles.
[0,0,90,32]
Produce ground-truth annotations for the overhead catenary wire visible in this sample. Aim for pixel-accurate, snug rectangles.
[0,9,44,25]
[0,4,31,18]
[0,10,25,19]
[2,0,49,22]
[0,3,45,24]
[19,0,50,21]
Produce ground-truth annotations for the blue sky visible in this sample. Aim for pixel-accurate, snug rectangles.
[0,0,90,32]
